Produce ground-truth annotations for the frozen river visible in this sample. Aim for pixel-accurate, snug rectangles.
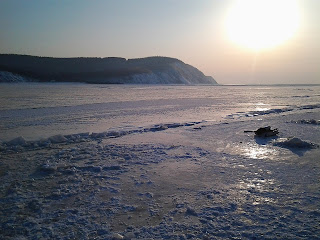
[0,83,320,239]
[1,83,319,141]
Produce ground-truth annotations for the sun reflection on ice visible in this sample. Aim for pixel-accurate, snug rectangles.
[238,177,277,205]
[242,143,277,160]
[235,141,280,205]
[255,107,271,112]
[254,103,271,112]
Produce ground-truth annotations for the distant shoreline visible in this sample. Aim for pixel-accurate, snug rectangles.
[0,54,218,85]
[1,82,318,87]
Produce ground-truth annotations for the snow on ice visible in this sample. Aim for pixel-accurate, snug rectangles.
[1,85,320,239]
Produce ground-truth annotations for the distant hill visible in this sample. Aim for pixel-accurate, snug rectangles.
[0,54,218,85]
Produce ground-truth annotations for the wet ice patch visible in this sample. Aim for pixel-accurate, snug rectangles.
[242,144,278,160]
[226,107,293,119]
[226,104,320,119]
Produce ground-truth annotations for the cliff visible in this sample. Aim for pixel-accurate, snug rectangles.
[0,54,218,84]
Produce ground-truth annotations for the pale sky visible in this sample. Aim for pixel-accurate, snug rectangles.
[1,0,319,84]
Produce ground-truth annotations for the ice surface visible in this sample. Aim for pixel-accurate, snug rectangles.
[1,84,320,142]
[0,84,320,239]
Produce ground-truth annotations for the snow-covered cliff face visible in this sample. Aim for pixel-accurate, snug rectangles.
[0,71,30,82]
[127,62,217,84]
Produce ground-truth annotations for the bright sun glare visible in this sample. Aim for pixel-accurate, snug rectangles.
[226,0,300,51]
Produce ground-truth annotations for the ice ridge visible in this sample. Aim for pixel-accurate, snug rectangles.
[0,121,203,152]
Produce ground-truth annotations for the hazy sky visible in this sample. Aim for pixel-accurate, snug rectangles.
[1,0,319,84]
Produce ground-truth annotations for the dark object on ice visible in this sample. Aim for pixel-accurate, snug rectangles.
[254,126,279,137]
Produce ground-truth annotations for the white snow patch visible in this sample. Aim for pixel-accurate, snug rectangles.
[274,137,319,149]
[128,62,217,84]
[0,71,31,82]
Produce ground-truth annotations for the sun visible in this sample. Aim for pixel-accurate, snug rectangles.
[225,0,300,51]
